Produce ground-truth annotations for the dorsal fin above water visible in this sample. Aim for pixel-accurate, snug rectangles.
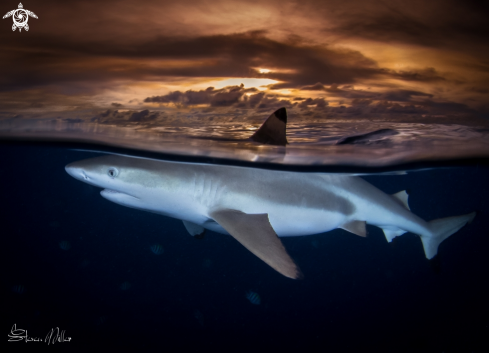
[250,107,288,146]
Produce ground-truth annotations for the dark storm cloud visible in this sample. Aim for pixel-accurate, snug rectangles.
[300,83,433,101]
[380,68,446,82]
[311,0,489,56]
[380,90,433,102]
[145,85,258,107]
[129,109,159,122]
[0,0,487,117]
[144,84,300,111]
[90,109,163,124]
[141,82,475,119]
[298,98,328,110]
[0,27,383,92]
[247,92,266,108]
[256,96,296,111]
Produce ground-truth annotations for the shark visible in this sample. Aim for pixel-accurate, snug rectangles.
[65,108,476,279]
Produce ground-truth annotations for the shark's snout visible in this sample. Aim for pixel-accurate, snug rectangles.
[65,164,90,181]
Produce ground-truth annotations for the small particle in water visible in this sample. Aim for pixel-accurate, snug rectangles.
[12,285,25,294]
[120,281,131,290]
[59,240,71,250]
[96,315,108,326]
[311,239,319,248]
[194,309,204,326]
[150,244,164,255]
[49,221,60,228]
[245,290,261,305]
[202,258,212,268]
[79,259,91,268]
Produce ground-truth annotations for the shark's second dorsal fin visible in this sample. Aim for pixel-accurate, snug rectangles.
[391,190,410,210]
[209,209,302,279]
[250,107,288,146]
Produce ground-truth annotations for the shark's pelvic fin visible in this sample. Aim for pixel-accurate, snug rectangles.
[340,220,367,237]
[209,209,302,279]
[391,190,410,210]
[250,107,288,146]
[421,212,476,259]
[183,220,206,239]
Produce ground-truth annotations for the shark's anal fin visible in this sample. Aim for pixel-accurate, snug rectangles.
[391,190,410,210]
[250,107,288,146]
[182,220,206,239]
[382,228,407,242]
[209,209,302,279]
[340,220,367,237]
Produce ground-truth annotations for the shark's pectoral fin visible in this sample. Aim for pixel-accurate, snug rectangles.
[340,220,367,237]
[250,107,288,146]
[391,190,410,210]
[182,220,206,239]
[209,209,302,279]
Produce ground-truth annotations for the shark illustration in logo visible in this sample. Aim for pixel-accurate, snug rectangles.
[65,108,475,279]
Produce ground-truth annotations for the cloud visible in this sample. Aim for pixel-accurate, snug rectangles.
[129,109,159,122]
[0,29,382,94]
[90,109,163,124]
[140,82,476,121]
[0,0,487,117]
[309,0,489,55]
[298,98,328,110]
[300,83,433,101]
[380,68,446,82]
[145,84,259,107]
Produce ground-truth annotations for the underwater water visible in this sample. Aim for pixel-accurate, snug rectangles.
[1,121,489,351]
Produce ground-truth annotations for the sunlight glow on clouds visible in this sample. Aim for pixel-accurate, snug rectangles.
[210,78,280,90]
[0,0,487,121]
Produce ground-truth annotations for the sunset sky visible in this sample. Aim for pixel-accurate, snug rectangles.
[1,0,488,122]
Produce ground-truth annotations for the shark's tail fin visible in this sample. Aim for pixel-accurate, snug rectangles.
[421,212,476,259]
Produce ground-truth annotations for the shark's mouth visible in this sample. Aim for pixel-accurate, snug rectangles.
[101,189,139,199]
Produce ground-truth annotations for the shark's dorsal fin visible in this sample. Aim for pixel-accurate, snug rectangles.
[250,107,288,146]
[209,209,302,279]
[391,190,410,210]
[182,220,206,239]
[340,220,367,237]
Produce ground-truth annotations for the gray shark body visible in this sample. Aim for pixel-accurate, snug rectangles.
[65,109,475,278]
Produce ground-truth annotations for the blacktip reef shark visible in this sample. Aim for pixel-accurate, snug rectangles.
[65,108,476,279]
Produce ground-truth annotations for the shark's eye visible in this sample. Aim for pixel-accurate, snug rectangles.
[108,167,119,178]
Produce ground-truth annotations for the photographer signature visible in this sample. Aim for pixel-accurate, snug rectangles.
[8,324,71,344]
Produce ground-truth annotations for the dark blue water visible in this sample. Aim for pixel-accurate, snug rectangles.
[2,145,489,351]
